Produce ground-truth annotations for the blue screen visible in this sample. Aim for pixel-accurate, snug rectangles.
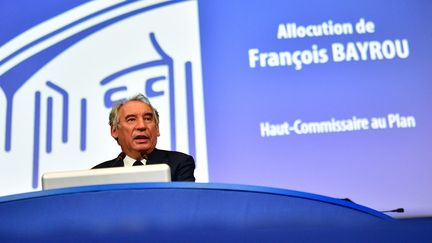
[199,0,432,217]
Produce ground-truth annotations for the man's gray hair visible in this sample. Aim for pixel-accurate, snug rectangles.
[109,93,159,128]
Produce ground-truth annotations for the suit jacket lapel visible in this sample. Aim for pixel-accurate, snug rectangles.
[147,148,166,165]
[110,152,125,167]
[111,158,124,167]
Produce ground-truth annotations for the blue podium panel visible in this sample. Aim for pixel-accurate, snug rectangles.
[0,183,429,242]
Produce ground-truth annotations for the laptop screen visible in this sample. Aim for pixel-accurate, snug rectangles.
[41,164,171,190]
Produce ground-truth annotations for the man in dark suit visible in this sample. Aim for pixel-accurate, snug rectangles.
[92,93,195,181]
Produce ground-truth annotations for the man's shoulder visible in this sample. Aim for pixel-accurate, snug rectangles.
[91,158,118,169]
[151,148,192,159]
[152,148,190,156]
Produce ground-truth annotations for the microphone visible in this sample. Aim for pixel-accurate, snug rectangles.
[116,152,126,162]
[140,152,148,160]
[340,198,404,214]
[340,198,354,203]
[380,208,405,213]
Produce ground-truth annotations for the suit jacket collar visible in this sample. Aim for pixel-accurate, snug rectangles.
[147,148,162,165]
[114,149,163,166]
[110,152,125,167]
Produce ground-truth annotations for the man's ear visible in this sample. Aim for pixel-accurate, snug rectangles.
[111,126,118,139]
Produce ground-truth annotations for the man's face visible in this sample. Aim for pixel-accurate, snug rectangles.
[111,100,160,159]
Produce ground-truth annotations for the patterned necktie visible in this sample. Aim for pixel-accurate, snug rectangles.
[133,160,144,166]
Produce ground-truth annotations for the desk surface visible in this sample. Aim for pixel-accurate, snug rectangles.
[1,182,422,242]
[0,182,391,219]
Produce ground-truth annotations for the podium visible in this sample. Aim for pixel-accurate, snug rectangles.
[0,183,427,242]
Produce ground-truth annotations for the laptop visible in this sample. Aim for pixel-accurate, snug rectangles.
[41,164,171,190]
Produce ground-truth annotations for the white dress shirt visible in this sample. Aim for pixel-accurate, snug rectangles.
[123,155,147,167]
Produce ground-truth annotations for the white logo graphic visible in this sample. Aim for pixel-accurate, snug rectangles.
[0,0,208,195]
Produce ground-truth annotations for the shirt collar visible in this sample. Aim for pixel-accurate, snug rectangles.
[124,154,147,167]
